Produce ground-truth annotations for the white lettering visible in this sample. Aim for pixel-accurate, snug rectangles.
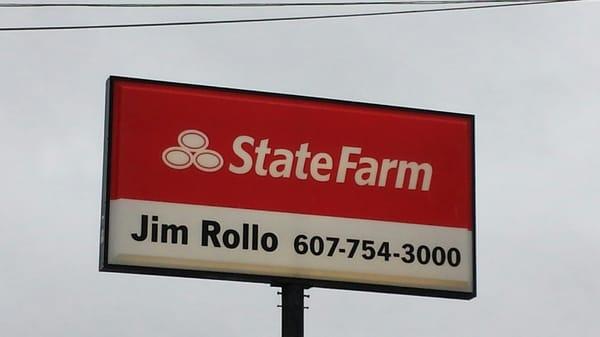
[227,136,433,191]
[378,159,398,187]
[395,161,433,191]
[254,139,271,176]
[336,146,361,183]
[229,136,254,174]
[355,157,378,186]
[269,149,294,178]
[295,143,311,180]
[310,152,333,182]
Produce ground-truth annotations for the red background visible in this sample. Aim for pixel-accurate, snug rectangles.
[109,78,474,230]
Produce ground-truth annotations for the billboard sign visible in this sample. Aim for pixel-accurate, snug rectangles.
[100,76,476,299]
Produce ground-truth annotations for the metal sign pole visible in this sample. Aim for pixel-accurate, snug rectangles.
[281,283,304,337]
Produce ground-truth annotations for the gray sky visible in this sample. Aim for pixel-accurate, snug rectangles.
[1,1,599,336]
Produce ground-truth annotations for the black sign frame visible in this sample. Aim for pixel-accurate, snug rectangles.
[99,76,476,300]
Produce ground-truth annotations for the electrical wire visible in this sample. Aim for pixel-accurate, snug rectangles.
[0,0,569,8]
[0,0,579,31]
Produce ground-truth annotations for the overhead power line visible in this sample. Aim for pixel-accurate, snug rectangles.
[0,0,580,32]
[0,0,570,8]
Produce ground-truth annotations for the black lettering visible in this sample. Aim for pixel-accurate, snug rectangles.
[202,220,221,247]
[251,224,259,250]
[448,248,461,267]
[432,247,446,266]
[261,232,278,252]
[151,220,158,243]
[132,214,149,241]
[161,224,188,244]
[223,229,241,248]
[242,223,249,249]
[401,243,415,263]
[417,245,431,264]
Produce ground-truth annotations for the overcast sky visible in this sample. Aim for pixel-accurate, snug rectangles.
[1,1,599,336]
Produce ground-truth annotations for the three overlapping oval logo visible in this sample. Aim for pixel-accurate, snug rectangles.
[162,130,224,172]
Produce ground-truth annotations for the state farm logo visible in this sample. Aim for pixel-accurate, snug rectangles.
[163,130,433,191]
[162,130,224,172]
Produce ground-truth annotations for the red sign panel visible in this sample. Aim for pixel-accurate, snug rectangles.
[100,76,475,299]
